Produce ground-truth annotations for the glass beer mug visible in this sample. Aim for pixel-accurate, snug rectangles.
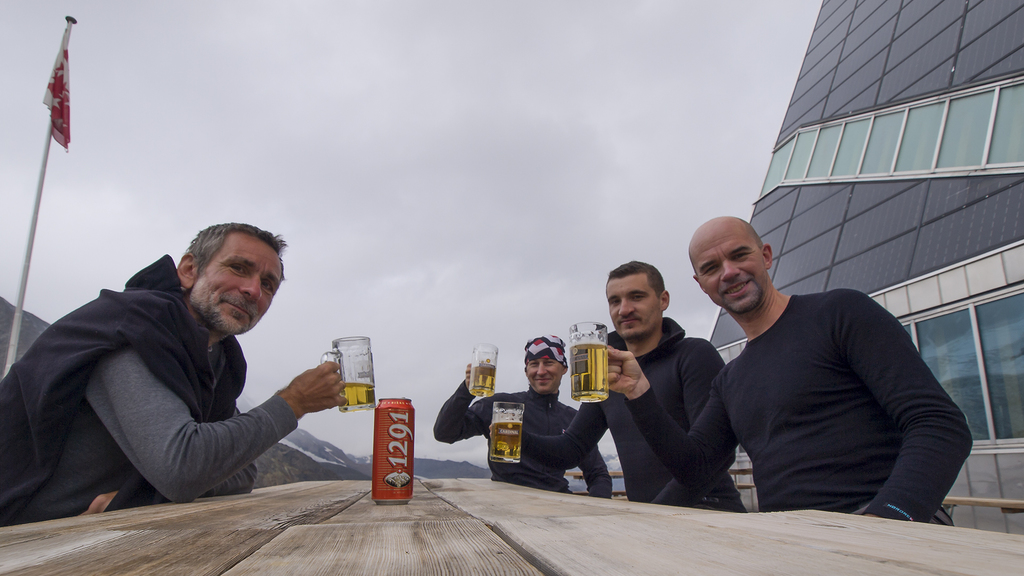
[469,343,498,397]
[569,322,609,402]
[321,336,376,412]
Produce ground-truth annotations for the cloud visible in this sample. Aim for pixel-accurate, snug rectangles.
[1,0,821,462]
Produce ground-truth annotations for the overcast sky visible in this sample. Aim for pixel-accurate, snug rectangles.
[1,1,821,468]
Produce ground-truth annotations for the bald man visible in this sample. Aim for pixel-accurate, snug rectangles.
[608,216,972,523]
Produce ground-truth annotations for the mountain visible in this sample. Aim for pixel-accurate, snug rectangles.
[254,443,343,488]
[414,458,491,479]
[0,297,51,367]
[278,427,491,480]
[280,428,371,480]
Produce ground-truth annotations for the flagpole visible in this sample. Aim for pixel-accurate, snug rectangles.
[3,16,75,377]
[3,127,54,377]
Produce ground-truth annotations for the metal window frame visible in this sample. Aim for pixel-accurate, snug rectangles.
[857,110,904,176]
[908,307,993,442]
[978,85,995,167]
[930,100,950,172]
[889,109,909,175]
[761,77,1024,195]
[828,121,845,177]
[980,84,1024,168]
[895,101,946,175]
[803,127,820,180]
[784,130,817,182]
[855,115,874,175]
[981,86,999,167]
[761,136,798,196]
[967,304,999,442]
[902,284,1024,447]
[805,123,844,181]
[934,91,998,172]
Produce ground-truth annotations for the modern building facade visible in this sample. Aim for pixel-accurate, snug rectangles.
[713,0,1024,533]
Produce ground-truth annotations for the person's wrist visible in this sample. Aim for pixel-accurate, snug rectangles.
[276,388,305,419]
[623,376,650,400]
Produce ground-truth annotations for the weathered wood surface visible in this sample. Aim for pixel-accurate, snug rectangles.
[0,481,367,576]
[426,478,1024,576]
[225,482,540,575]
[2,478,1023,575]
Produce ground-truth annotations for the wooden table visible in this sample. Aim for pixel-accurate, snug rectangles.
[2,479,1022,575]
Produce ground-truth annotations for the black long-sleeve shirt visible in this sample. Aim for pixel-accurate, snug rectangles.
[434,383,612,497]
[523,318,744,511]
[626,290,972,522]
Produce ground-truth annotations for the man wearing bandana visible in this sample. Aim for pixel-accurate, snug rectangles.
[434,335,612,497]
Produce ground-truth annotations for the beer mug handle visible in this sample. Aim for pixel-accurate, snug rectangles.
[321,350,343,375]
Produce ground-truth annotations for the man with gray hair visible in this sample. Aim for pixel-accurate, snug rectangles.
[0,223,346,526]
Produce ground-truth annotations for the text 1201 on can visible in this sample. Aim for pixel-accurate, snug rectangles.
[372,398,415,504]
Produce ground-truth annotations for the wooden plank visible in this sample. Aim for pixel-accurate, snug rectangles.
[488,514,940,576]
[689,510,1024,575]
[5,478,1023,575]
[0,482,368,576]
[426,478,1024,576]
[222,521,542,575]
[0,529,277,576]
[424,478,715,520]
[321,482,469,524]
[0,481,366,540]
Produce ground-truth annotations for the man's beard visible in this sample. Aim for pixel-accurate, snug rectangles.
[618,318,659,345]
[189,287,260,338]
[720,278,764,316]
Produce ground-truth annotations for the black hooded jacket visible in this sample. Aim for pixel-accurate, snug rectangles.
[524,318,744,511]
[434,384,612,497]
[0,256,246,526]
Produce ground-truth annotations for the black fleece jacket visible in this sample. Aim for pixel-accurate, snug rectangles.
[0,256,246,526]
[524,318,744,511]
[434,383,612,497]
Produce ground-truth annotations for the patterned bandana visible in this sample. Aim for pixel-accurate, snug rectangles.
[524,335,568,367]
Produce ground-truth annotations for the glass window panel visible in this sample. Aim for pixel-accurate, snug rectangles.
[761,138,794,196]
[937,91,994,168]
[977,293,1024,440]
[785,131,816,180]
[860,112,904,174]
[917,310,990,440]
[806,124,841,178]
[895,102,944,172]
[831,119,870,176]
[989,84,1024,164]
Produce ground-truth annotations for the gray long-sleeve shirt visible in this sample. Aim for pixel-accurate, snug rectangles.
[13,346,296,523]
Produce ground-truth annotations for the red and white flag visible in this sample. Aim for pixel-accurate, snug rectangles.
[43,19,75,150]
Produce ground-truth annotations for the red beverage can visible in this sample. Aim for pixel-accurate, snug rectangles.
[371,398,415,504]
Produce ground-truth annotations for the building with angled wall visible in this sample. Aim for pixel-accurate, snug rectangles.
[712,0,1024,533]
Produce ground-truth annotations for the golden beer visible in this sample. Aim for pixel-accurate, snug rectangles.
[489,421,523,462]
[571,343,609,402]
[340,382,375,412]
[470,363,496,397]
